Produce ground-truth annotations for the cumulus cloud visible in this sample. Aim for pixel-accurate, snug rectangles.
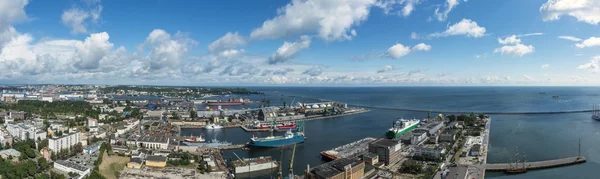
[0,0,28,29]
[569,75,588,82]
[494,44,535,57]
[541,64,549,69]
[377,65,394,73]
[261,68,294,76]
[412,43,431,51]
[410,32,419,39]
[540,0,600,25]
[219,65,261,76]
[208,32,246,52]
[250,0,405,41]
[577,55,600,72]
[140,29,198,71]
[575,37,600,48]
[523,74,533,81]
[480,76,501,83]
[268,35,311,64]
[498,35,521,44]
[61,1,103,34]
[434,0,464,21]
[73,32,114,69]
[558,36,581,41]
[429,19,486,38]
[385,43,431,59]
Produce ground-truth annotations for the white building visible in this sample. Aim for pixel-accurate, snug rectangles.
[129,136,170,150]
[1,93,26,99]
[414,145,446,158]
[6,123,46,141]
[54,160,90,179]
[83,142,103,154]
[58,93,84,99]
[49,131,80,152]
[41,96,54,102]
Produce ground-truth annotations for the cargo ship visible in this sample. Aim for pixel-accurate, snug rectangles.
[231,156,278,174]
[386,118,420,139]
[320,137,377,161]
[183,135,205,143]
[206,98,249,106]
[255,122,297,129]
[181,138,231,147]
[249,120,305,147]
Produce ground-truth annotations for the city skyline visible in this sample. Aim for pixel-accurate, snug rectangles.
[1,0,599,86]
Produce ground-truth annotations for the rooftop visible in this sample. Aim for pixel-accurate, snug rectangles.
[0,149,21,157]
[310,158,363,178]
[136,135,169,144]
[129,157,143,164]
[55,160,90,172]
[370,138,399,148]
[146,155,167,162]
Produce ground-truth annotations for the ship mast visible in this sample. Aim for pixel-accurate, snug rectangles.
[278,146,284,179]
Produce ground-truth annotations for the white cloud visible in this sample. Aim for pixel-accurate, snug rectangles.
[577,55,600,72]
[429,19,486,38]
[61,1,103,34]
[386,43,411,59]
[541,64,550,69]
[433,0,461,21]
[302,66,324,76]
[540,0,600,25]
[494,44,535,57]
[141,29,198,71]
[480,76,501,83]
[558,36,581,41]
[523,74,533,81]
[505,76,512,81]
[412,43,431,51]
[208,32,246,52]
[268,35,311,64]
[377,65,394,73]
[519,32,544,37]
[569,75,588,82]
[498,35,521,45]
[410,32,419,39]
[385,43,431,59]
[74,32,114,69]
[250,0,406,41]
[0,0,28,30]
[219,49,244,59]
[575,37,600,48]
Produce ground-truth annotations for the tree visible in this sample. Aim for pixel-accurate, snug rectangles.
[171,111,180,119]
[43,119,49,128]
[449,115,457,122]
[478,113,485,119]
[87,170,106,179]
[190,110,197,120]
[35,173,51,179]
[38,157,49,170]
[38,139,49,149]
[50,170,66,179]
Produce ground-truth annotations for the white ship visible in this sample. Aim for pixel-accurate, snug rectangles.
[205,123,223,129]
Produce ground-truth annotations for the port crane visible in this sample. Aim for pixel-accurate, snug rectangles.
[288,144,297,179]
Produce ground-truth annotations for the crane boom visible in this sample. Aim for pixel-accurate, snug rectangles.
[289,144,297,179]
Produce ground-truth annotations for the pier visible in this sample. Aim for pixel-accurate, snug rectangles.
[485,156,587,172]
[240,109,369,132]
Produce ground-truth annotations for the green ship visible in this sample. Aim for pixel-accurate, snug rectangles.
[386,119,420,139]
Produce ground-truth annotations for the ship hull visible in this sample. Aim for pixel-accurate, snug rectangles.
[320,151,339,161]
[206,102,243,106]
[249,136,305,147]
[593,115,600,121]
[386,122,419,139]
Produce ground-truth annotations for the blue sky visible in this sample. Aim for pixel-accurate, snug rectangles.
[1,0,599,85]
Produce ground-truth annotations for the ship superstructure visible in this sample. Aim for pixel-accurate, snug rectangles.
[386,118,420,139]
[593,104,600,121]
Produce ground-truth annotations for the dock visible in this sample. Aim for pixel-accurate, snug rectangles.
[240,109,370,132]
[485,156,587,172]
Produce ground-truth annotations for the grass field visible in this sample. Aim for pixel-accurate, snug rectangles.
[99,151,129,179]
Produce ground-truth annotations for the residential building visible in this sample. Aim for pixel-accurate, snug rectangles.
[410,132,427,145]
[6,122,46,141]
[368,138,402,166]
[112,145,129,154]
[49,131,80,152]
[305,158,365,179]
[54,160,91,179]
[145,155,167,167]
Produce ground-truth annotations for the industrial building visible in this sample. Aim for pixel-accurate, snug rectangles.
[362,153,379,165]
[305,158,365,179]
[128,135,170,150]
[145,155,167,167]
[54,160,91,179]
[49,131,81,152]
[440,130,459,142]
[368,138,402,166]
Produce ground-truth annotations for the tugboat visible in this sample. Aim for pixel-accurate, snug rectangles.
[593,104,600,121]
[183,134,205,143]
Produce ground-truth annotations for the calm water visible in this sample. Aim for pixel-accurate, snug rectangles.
[182,87,600,179]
